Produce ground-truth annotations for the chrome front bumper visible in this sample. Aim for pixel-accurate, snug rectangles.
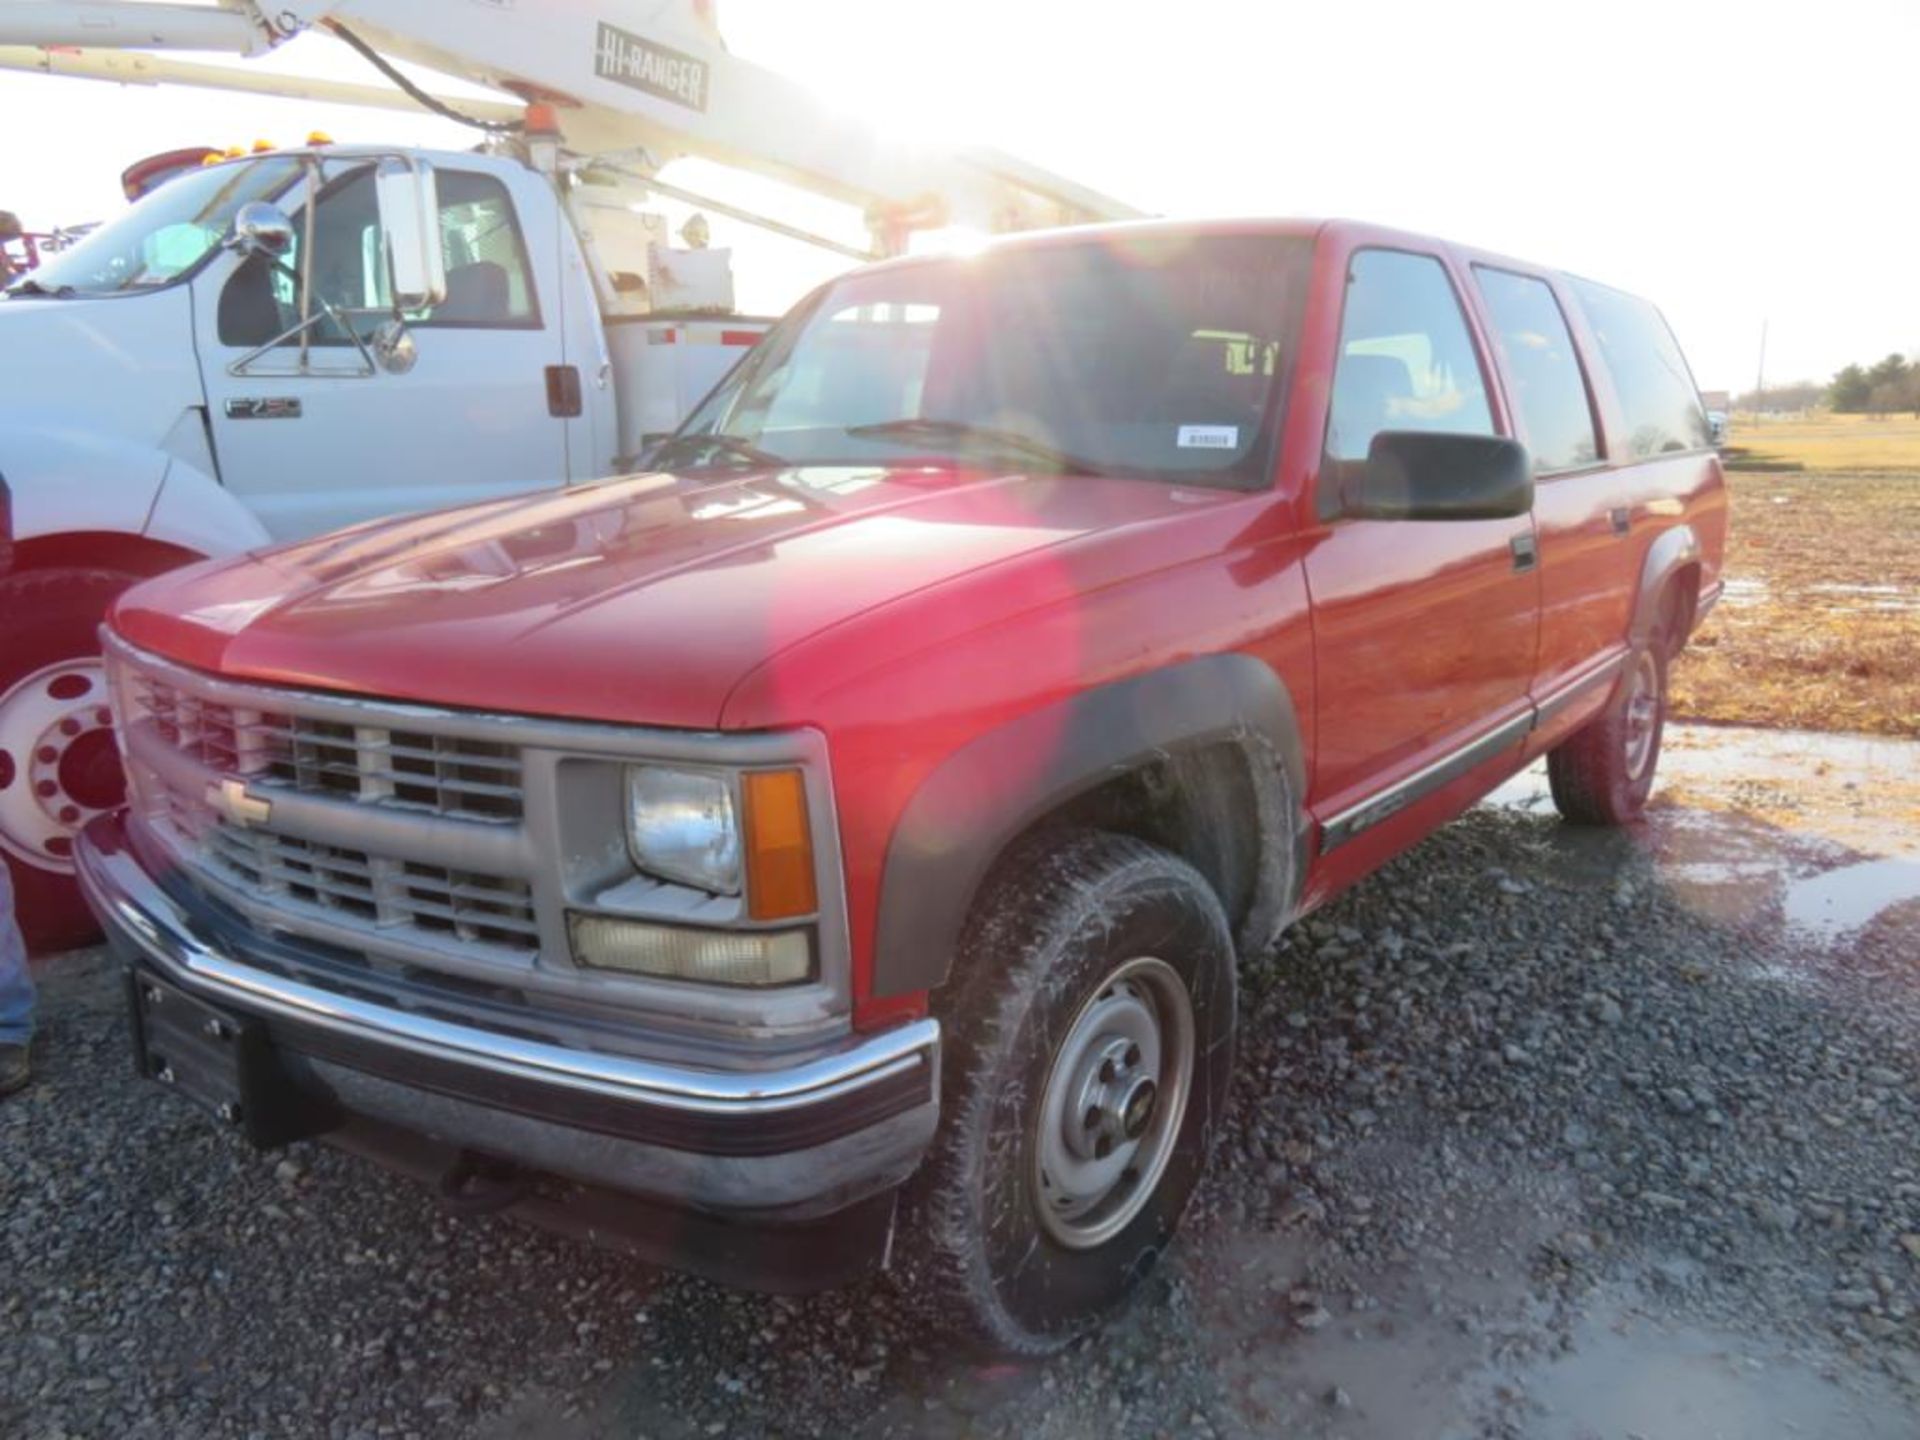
[77,813,940,1221]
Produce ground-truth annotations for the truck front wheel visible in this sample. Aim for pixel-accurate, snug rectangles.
[0,568,138,953]
[916,830,1237,1355]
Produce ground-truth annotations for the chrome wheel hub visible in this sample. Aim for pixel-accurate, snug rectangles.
[0,659,122,872]
[1034,956,1195,1250]
[1622,650,1661,780]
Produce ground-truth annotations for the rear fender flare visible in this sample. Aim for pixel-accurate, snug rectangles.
[1628,523,1701,648]
[871,655,1307,999]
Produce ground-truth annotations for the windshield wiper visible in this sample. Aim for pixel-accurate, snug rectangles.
[4,278,75,298]
[846,418,1099,475]
[646,432,788,470]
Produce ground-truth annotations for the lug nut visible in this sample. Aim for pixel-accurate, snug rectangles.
[1099,1058,1116,1084]
[1094,1135,1113,1159]
[1083,1105,1103,1132]
[1124,1043,1142,1068]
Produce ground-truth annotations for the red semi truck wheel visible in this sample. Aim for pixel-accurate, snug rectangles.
[0,568,137,953]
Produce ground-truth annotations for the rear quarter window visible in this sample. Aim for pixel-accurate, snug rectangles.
[1567,279,1711,459]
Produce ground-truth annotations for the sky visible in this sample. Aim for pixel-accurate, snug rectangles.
[2,0,1917,392]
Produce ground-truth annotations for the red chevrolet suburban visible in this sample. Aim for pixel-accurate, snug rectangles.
[79,218,1725,1352]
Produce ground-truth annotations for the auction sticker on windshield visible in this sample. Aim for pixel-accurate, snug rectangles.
[1177,425,1239,449]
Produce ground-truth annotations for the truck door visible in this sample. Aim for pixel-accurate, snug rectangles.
[1303,245,1540,857]
[196,162,570,541]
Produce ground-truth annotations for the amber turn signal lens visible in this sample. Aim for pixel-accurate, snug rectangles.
[742,769,817,921]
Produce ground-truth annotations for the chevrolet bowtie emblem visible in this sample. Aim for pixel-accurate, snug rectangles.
[207,778,272,828]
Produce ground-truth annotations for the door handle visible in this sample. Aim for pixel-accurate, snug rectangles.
[1510,532,1538,572]
[545,365,583,418]
[1609,506,1631,537]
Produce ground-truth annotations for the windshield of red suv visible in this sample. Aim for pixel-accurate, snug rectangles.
[667,232,1310,486]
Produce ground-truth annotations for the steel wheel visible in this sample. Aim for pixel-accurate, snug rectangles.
[0,657,123,873]
[1621,649,1661,781]
[1033,955,1196,1250]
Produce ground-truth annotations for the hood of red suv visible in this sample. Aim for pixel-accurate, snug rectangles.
[112,466,1230,728]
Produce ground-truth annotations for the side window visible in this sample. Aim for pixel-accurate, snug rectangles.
[1473,267,1600,473]
[431,170,538,326]
[1325,249,1494,463]
[217,166,538,346]
[1567,278,1710,458]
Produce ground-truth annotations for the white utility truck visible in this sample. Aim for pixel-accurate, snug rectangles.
[0,0,1139,947]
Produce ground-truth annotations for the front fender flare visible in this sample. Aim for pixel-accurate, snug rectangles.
[871,654,1306,999]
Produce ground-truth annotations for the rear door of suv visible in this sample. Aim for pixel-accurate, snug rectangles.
[1471,266,1718,744]
[1466,263,1624,734]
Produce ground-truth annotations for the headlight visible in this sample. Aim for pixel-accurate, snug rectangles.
[625,766,741,894]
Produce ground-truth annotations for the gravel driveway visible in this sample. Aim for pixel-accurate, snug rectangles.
[6,724,1919,1439]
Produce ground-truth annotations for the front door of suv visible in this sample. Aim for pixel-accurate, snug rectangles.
[1301,244,1541,887]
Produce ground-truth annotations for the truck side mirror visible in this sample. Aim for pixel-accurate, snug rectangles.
[229,201,295,259]
[375,157,446,311]
[1345,431,1533,520]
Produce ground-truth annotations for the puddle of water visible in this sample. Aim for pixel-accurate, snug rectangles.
[1806,582,1920,612]
[1784,855,1920,943]
[1485,724,1920,948]
[1485,1300,1916,1440]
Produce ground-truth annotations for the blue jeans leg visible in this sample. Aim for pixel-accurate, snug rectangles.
[0,864,34,1046]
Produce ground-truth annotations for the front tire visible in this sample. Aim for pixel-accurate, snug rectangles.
[0,568,139,953]
[1547,639,1668,826]
[916,830,1237,1355]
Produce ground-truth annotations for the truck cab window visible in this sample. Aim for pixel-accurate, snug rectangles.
[1325,249,1494,464]
[1473,267,1601,473]
[218,166,537,346]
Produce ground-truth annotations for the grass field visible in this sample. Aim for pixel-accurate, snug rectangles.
[1724,411,1920,472]
[1670,468,1920,736]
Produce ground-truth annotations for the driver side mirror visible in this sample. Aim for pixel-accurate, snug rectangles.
[229,201,294,260]
[1344,431,1533,520]
[374,157,446,311]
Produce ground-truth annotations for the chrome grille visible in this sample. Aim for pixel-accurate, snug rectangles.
[116,648,545,964]
[199,817,539,951]
[129,671,523,823]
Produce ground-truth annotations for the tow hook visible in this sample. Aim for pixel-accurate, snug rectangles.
[437,1151,533,1216]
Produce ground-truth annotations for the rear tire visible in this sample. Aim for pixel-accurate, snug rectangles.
[0,568,139,953]
[914,830,1237,1355]
[1547,639,1668,827]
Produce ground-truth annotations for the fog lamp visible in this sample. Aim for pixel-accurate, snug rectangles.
[568,914,811,986]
